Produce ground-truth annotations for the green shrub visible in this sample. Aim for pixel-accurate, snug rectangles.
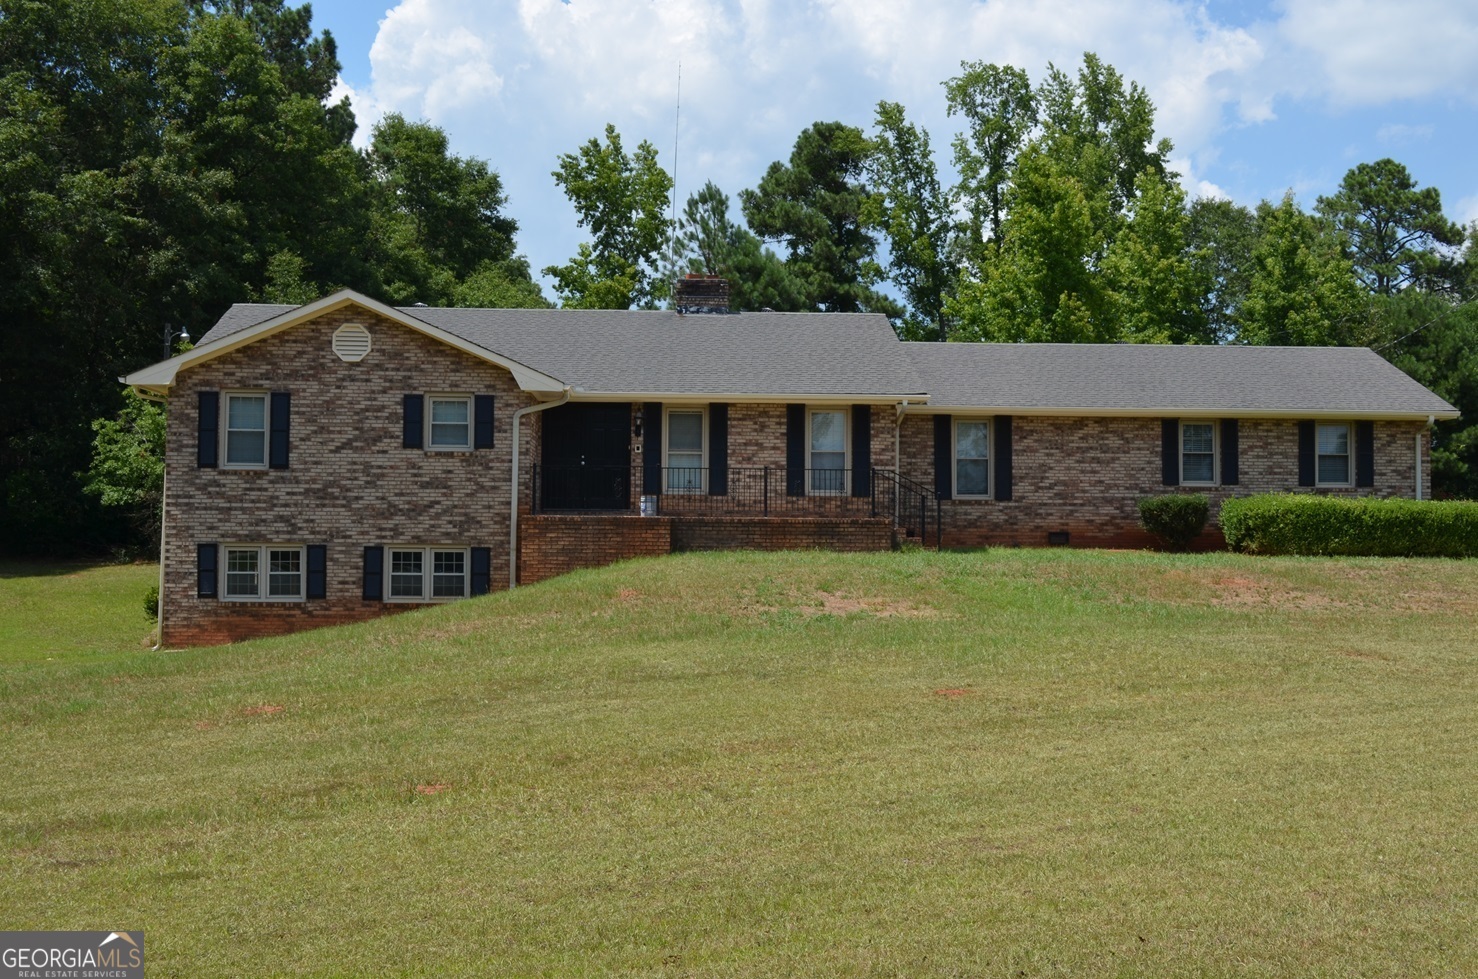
[143,583,159,620]
[1220,494,1478,557]
[1137,494,1210,550]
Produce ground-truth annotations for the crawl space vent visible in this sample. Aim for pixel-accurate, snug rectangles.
[332,323,371,362]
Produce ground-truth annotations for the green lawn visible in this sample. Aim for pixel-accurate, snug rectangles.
[1,549,1475,977]
[0,560,158,664]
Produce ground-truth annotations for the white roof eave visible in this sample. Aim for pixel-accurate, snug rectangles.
[122,290,566,394]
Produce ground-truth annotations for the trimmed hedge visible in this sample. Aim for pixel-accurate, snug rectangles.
[1137,493,1209,550]
[1220,494,1478,558]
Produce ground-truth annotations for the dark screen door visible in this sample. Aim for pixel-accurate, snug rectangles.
[540,403,631,510]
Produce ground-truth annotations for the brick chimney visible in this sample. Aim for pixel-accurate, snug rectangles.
[672,273,731,314]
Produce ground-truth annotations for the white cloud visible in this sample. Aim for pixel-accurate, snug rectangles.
[1376,123,1434,146]
[1277,0,1478,106]
[367,0,504,122]
[1457,195,1478,227]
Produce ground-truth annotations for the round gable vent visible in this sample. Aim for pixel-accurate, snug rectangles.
[332,323,372,362]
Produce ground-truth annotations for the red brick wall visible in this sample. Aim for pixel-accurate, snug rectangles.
[161,306,538,646]
[672,516,892,552]
[899,414,1431,549]
[517,515,673,584]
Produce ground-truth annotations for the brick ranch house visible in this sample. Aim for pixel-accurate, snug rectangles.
[124,285,1458,646]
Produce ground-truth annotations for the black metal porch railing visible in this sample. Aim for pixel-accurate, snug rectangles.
[529,464,942,545]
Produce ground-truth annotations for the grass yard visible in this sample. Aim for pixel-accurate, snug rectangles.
[1,548,1475,976]
[0,560,158,665]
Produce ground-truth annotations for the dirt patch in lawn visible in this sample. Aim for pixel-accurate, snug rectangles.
[243,704,285,717]
[805,593,940,618]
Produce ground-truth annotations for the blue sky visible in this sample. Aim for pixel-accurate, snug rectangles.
[305,0,1478,295]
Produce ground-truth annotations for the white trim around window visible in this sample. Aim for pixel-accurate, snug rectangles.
[806,407,850,495]
[953,417,991,499]
[426,394,473,451]
[222,544,305,601]
[223,391,269,469]
[1316,422,1353,487]
[1180,420,1218,486]
[663,406,707,493]
[385,546,470,602]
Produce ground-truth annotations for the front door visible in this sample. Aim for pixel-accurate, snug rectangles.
[540,403,632,510]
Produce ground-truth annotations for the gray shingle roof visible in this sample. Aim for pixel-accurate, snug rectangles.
[903,341,1457,416]
[198,305,926,398]
[194,302,1457,416]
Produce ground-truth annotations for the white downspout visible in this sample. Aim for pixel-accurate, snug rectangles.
[509,388,572,589]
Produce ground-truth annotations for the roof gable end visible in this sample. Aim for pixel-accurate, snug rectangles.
[123,290,566,396]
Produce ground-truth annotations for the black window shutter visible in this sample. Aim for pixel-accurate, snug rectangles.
[269,391,291,469]
[306,544,327,599]
[474,395,495,449]
[363,545,384,600]
[786,404,806,496]
[934,414,953,500]
[470,547,491,596]
[994,415,1013,501]
[643,402,663,496]
[708,403,729,496]
[1220,419,1240,486]
[851,404,871,497]
[198,391,219,468]
[1355,421,1375,487]
[1297,421,1316,486]
[1161,419,1180,486]
[197,542,218,597]
[403,395,424,449]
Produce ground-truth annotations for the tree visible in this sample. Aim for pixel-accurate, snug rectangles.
[1185,197,1258,343]
[947,143,1106,342]
[452,259,552,309]
[740,121,900,317]
[942,53,1180,344]
[1101,173,1211,343]
[1316,158,1466,296]
[1239,195,1365,346]
[1377,293,1478,498]
[943,61,1035,266]
[669,182,805,312]
[545,124,673,309]
[359,113,539,307]
[868,102,955,338]
[84,389,167,550]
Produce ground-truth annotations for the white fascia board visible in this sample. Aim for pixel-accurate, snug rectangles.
[562,392,931,405]
[902,405,1460,421]
[122,290,566,394]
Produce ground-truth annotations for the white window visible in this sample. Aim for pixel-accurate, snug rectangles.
[223,545,303,601]
[224,392,268,468]
[808,408,848,494]
[954,419,991,498]
[665,408,706,493]
[1317,423,1351,486]
[1181,421,1217,485]
[387,547,468,602]
[427,395,472,450]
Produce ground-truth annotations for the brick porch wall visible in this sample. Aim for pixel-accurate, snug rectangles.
[516,513,893,584]
[899,414,1430,549]
[517,515,673,585]
[161,307,538,647]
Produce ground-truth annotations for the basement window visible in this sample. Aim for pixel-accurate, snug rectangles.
[223,545,304,601]
[387,547,468,602]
